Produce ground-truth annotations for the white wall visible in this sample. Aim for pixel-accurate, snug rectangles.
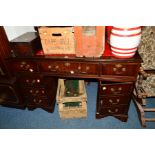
[4,26,35,41]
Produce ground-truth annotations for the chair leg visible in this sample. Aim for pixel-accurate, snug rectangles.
[134,99,146,127]
[132,90,146,127]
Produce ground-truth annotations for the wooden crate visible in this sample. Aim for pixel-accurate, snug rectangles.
[38,27,75,56]
[74,26,105,57]
[56,79,87,119]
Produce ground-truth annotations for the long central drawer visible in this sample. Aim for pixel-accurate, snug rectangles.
[39,60,99,76]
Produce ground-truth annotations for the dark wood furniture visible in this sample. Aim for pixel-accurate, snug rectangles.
[6,53,142,122]
[0,27,22,107]
[10,32,42,57]
[0,26,142,123]
[0,27,12,78]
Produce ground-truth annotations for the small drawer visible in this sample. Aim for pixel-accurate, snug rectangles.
[99,105,129,116]
[25,97,49,106]
[39,61,61,73]
[101,63,139,76]
[99,82,133,95]
[19,77,42,87]
[98,95,131,107]
[10,60,38,73]
[76,63,99,75]
[22,87,46,97]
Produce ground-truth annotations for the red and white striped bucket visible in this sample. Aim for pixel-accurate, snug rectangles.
[110,26,141,58]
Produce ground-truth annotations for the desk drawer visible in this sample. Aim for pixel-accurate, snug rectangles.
[98,95,131,107]
[19,77,42,87]
[9,60,38,73]
[76,63,99,75]
[22,87,46,97]
[101,63,139,76]
[26,97,50,106]
[99,105,129,116]
[39,61,99,75]
[40,61,78,73]
[99,82,133,95]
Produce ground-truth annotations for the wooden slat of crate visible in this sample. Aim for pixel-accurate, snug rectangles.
[59,102,87,119]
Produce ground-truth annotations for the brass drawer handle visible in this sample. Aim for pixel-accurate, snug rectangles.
[26,79,29,83]
[113,68,117,72]
[113,64,126,73]
[109,99,120,105]
[122,67,126,72]
[42,90,45,94]
[37,79,40,83]
[110,87,122,93]
[25,64,30,69]
[86,66,90,70]
[64,62,70,67]
[33,99,37,103]
[21,61,26,65]
[20,64,24,68]
[102,87,107,91]
[110,88,115,92]
[39,99,42,103]
[100,100,103,105]
[78,66,81,70]
[55,65,59,69]
[118,87,122,91]
[108,108,118,113]
[35,90,39,94]
[32,80,36,84]
[48,65,52,69]
[70,70,74,74]
[115,64,122,68]
[29,68,34,72]
[48,65,59,71]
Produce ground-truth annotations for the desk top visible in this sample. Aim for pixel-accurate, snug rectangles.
[9,42,142,63]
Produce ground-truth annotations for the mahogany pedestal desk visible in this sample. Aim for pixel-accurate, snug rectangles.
[6,51,142,122]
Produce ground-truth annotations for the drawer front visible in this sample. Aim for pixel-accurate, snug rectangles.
[39,61,78,74]
[19,77,42,87]
[98,95,131,107]
[99,105,129,116]
[22,87,46,97]
[102,63,139,76]
[100,82,133,95]
[26,97,50,106]
[9,60,38,73]
[76,63,98,75]
[39,61,98,75]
